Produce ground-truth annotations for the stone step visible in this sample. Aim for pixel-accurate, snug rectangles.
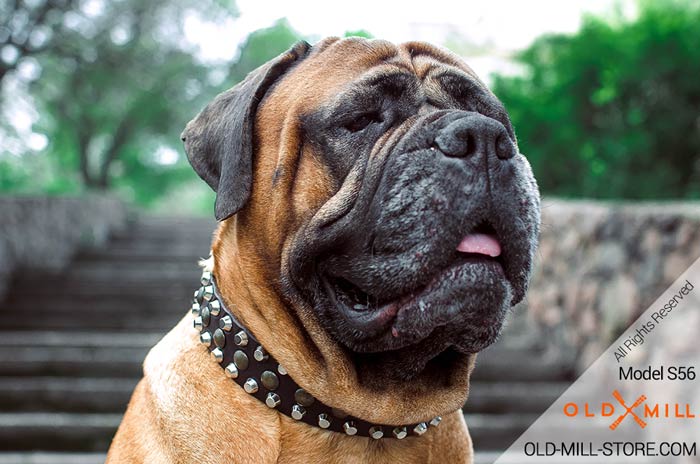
[0,452,107,464]
[0,332,161,376]
[7,280,201,298]
[0,331,162,348]
[0,413,121,452]
[470,349,575,382]
[0,411,534,452]
[0,378,137,413]
[465,382,568,414]
[0,311,183,331]
[76,247,209,263]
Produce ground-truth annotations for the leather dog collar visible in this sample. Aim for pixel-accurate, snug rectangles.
[191,269,442,439]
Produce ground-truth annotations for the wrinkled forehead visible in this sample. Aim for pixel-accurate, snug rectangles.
[270,38,491,113]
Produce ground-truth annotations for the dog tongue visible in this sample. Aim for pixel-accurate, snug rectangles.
[457,233,501,257]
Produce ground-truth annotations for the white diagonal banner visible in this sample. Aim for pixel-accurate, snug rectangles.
[493,256,700,463]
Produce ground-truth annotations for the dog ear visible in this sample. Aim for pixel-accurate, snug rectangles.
[181,41,311,221]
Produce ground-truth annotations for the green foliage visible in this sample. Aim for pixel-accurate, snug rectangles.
[493,0,700,199]
[230,19,304,82]
[344,30,373,39]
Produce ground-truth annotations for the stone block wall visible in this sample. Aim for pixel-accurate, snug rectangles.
[508,199,700,372]
[0,195,128,300]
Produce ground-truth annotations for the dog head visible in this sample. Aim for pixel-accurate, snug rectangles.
[183,37,540,421]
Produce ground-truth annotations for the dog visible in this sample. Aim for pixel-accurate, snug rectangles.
[106,37,540,463]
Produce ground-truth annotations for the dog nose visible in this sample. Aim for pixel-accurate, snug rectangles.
[434,113,516,161]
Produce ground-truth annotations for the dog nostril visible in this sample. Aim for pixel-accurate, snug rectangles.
[434,130,475,158]
[495,134,515,160]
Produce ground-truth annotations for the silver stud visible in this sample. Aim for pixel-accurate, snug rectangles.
[200,271,212,286]
[191,301,201,315]
[225,363,238,379]
[413,422,428,435]
[369,426,384,439]
[219,315,233,331]
[234,330,248,347]
[277,364,288,375]
[343,421,358,436]
[233,350,249,370]
[199,332,212,346]
[243,378,258,394]
[291,404,306,420]
[254,346,268,362]
[200,307,210,327]
[393,427,407,439]
[213,328,226,348]
[260,371,279,391]
[208,299,221,316]
[265,392,281,408]
[429,416,442,427]
[193,316,203,330]
[318,413,331,429]
[210,347,224,363]
[201,285,214,301]
[294,388,315,407]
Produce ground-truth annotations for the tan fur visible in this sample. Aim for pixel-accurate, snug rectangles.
[108,40,478,463]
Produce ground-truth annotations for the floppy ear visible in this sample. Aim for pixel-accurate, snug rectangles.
[181,41,311,221]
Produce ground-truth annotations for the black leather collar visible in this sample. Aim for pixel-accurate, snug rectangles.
[191,269,442,439]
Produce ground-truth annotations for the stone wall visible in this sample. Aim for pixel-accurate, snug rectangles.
[0,195,128,300]
[506,199,700,372]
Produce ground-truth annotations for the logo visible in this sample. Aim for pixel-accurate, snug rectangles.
[609,390,647,430]
[563,391,696,430]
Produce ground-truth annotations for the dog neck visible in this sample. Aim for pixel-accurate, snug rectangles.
[207,220,475,428]
[191,266,442,439]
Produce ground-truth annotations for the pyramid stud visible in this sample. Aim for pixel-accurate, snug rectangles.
[243,378,258,394]
[225,363,239,379]
[201,285,214,301]
[210,347,224,363]
[234,330,248,347]
[254,346,268,362]
[208,299,221,316]
[265,392,281,408]
[369,426,384,439]
[213,328,226,348]
[219,315,233,331]
[200,307,210,327]
[413,422,428,435]
[318,413,331,429]
[193,316,203,330]
[393,427,407,439]
[191,301,201,315]
[200,271,212,286]
[291,404,306,420]
[429,416,442,427]
[343,421,358,436]
[199,332,212,346]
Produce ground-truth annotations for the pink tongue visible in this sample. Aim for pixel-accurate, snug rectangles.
[457,233,501,257]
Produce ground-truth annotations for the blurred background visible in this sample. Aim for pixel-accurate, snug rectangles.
[0,0,699,463]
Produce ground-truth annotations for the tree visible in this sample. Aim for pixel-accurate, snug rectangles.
[492,0,700,199]
[2,0,235,205]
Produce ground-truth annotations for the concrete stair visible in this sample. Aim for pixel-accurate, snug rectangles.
[0,214,571,463]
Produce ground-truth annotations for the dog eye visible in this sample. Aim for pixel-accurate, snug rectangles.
[344,112,382,133]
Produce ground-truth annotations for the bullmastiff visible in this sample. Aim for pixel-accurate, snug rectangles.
[107,37,540,463]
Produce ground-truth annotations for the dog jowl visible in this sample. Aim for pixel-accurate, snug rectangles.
[183,37,540,408]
